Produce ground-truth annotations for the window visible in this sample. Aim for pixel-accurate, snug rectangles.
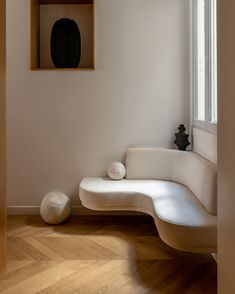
[192,0,217,133]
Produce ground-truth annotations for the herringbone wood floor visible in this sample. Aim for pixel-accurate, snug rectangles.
[0,215,217,293]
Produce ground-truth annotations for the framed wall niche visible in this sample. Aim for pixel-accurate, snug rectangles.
[31,0,95,70]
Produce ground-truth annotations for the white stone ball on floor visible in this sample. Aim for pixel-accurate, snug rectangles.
[40,191,71,225]
[108,162,126,180]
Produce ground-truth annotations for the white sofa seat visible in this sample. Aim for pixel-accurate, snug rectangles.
[79,148,217,253]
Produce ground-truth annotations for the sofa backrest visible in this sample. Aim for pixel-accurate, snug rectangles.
[125,148,217,215]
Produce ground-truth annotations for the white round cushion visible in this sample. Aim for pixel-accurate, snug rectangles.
[107,162,126,180]
[40,191,71,224]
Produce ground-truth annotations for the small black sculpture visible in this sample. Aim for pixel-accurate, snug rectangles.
[51,18,81,68]
[174,124,190,151]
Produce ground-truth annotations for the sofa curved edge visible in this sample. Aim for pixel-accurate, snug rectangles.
[79,185,217,227]
[79,198,155,217]
[79,182,217,253]
[154,216,217,253]
[79,202,217,253]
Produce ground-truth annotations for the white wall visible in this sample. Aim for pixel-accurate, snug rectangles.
[193,128,217,164]
[6,0,190,208]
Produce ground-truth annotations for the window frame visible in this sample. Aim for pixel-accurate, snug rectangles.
[192,0,217,135]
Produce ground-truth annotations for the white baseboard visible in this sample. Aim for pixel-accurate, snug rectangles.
[7,206,143,216]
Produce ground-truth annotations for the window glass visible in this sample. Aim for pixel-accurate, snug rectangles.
[196,0,206,121]
[210,0,217,123]
[193,0,217,132]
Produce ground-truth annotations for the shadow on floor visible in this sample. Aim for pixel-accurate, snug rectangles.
[25,215,217,294]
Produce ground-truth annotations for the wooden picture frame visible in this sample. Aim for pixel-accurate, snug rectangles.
[30,0,95,70]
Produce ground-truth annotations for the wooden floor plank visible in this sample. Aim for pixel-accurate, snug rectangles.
[0,215,217,293]
[0,261,61,292]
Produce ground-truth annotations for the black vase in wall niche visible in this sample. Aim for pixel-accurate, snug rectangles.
[51,18,81,68]
[174,124,190,151]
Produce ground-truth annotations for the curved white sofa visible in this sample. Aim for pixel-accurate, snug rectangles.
[79,148,217,253]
